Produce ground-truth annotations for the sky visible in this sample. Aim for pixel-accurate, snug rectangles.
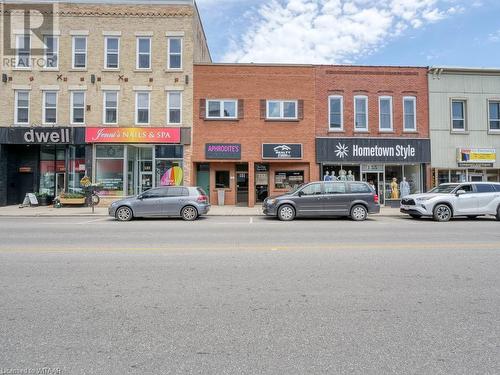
[196,0,500,67]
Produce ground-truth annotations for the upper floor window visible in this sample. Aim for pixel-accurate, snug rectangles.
[379,96,393,131]
[488,101,500,131]
[70,91,85,124]
[103,91,118,124]
[328,96,343,131]
[136,37,151,69]
[403,96,416,131]
[267,100,297,120]
[16,35,30,68]
[167,91,182,124]
[105,37,120,69]
[43,35,58,69]
[167,37,182,70]
[43,91,57,125]
[135,92,150,125]
[451,99,466,131]
[354,95,368,131]
[207,99,237,119]
[15,91,30,125]
[72,36,87,69]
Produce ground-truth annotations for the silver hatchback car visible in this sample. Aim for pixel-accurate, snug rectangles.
[109,186,210,221]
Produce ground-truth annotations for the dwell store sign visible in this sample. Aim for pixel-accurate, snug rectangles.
[85,127,181,144]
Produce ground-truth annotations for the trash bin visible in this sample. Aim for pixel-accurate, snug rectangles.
[217,189,225,206]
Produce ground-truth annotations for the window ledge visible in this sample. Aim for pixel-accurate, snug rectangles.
[165,69,184,73]
[354,130,369,133]
[102,68,121,72]
[12,68,32,71]
[403,130,419,134]
[204,118,239,122]
[265,119,300,122]
[69,68,88,72]
[488,131,500,135]
[134,69,153,73]
[450,131,469,135]
[40,68,60,72]
[379,130,394,133]
[328,129,344,133]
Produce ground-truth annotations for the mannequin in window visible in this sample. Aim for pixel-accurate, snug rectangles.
[331,171,338,181]
[338,169,347,181]
[390,177,400,199]
[347,170,355,181]
[400,177,410,198]
[323,170,332,181]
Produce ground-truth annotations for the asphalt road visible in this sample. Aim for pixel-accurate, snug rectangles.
[0,216,499,375]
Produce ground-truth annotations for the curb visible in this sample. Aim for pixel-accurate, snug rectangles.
[0,213,404,218]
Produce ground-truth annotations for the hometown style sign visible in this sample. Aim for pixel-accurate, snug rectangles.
[205,143,241,159]
[316,138,431,163]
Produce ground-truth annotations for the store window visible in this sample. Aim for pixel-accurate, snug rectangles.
[67,146,86,193]
[95,145,124,196]
[39,146,66,196]
[275,171,304,190]
[438,170,450,185]
[403,164,421,194]
[215,171,230,189]
[354,95,368,131]
[156,146,184,187]
[384,165,403,200]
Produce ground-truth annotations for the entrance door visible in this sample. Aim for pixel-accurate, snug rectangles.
[140,172,153,193]
[469,174,483,182]
[55,173,65,196]
[196,164,210,200]
[236,172,249,206]
[362,172,384,204]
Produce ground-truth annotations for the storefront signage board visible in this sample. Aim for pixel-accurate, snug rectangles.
[85,127,181,144]
[205,143,241,159]
[262,144,303,159]
[316,138,431,163]
[6,127,73,144]
[457,148,496,164]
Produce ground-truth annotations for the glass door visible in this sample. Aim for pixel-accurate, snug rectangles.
[138,147,153,194]
[362,171,384,205]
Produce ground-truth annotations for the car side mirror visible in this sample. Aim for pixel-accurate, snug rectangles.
[137,195,144,200]
[456,189,466,196]
[297,190,304,197]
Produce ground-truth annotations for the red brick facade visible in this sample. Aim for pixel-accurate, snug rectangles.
[192,64,318,207]
[315,65,429,138]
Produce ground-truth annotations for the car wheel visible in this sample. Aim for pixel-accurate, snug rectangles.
[116,206,133,222]
[181,206,198,221]
[350,204,368,221]
[433,204,452,222]
[278,204,295,221]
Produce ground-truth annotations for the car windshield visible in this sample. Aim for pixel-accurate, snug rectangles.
[428,184,459,194]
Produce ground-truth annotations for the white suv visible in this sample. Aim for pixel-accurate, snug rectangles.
[400,182,500,222]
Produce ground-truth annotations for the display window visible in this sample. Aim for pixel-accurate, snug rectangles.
[322,165,360,181]
[215,171,230,188]
[95,145,124,196]
[39,145,66,196]
[274,171,304,190]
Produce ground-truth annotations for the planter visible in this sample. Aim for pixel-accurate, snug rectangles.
[60,197,86,205]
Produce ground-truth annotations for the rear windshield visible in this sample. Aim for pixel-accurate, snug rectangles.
[428,184,459,193]
[349,182,372,193]
[196,187,207,196]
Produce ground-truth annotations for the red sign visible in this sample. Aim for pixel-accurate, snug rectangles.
[85,127,181,144]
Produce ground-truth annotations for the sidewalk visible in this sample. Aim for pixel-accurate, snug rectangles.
[0,204,403,217]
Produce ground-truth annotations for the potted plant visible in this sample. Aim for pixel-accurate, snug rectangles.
[35,192,51,206]
[59,192,86,206]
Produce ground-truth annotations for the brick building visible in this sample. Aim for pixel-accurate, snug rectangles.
[314,66,431,206]
[192,64,318,207]
[0,0,210,206]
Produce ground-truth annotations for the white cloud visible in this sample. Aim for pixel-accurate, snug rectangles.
[489,30,500,43]
[222,0,473,64]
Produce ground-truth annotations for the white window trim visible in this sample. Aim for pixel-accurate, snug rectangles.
[102,91,119,125]
[266,100,298,120]
[378,96,393,132]
[70,91,86,125]
[135,91,150,125]
[167,36,183,70]
[136,37,151,70]
[15,34,31,69]
[328,95,343,131]
[14,90,30,125]
[72,36,87,69]
[487,99,500,132]
[450,98,467,132]
[403,96,417,132]
[206,99,238,119]
[43,35,59,70]
[104,36,120,69]
[354,95,368,131]
[42,91,58,125]
[167,91,183,125]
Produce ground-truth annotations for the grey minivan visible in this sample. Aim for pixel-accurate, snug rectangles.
[263,181,380,221]
[109,186,210,221]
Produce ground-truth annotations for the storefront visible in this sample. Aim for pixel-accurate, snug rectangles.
[196,142,312,207]
[316,137,431,206]
[85,127,186,199]
[433,148,499,185]
[0,127,87,206]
